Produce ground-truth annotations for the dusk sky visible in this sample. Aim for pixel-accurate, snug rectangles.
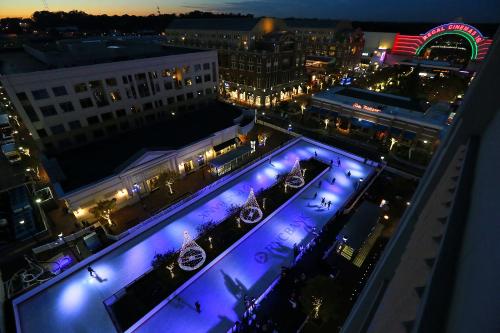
[2,0,500,22]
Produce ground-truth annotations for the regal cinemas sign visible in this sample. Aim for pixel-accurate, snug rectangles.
[422,23,484,43]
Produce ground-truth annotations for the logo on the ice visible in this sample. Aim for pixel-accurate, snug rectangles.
[254,251,268,264]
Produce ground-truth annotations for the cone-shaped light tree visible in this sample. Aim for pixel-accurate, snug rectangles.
[178,231,206,271]
[286,159,305,188]
[240,188,263,224]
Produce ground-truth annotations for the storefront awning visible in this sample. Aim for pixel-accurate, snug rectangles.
[374,124,388,131]
[213,137,239,152]
[209,145,251,168]
[403,131,417,140]
[351,118,374,129]
[390,127,402,136]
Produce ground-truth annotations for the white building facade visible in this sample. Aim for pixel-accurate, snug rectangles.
[0,41,219,152]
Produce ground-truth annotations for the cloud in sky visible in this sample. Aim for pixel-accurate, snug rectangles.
[202,0,500,22]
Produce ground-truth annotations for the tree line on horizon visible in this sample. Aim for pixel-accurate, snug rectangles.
[0,10,254,34]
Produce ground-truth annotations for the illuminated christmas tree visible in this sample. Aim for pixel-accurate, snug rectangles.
[178,231,206,271]
[240,188,263,224]
[286,159,305,188]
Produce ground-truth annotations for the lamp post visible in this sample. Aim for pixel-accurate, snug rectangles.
[324,118,330,130]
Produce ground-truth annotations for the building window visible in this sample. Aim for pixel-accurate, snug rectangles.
[194,64,201,72]
[143,102,153,111]
[195,76,202,84]
[93,129,105,138]
[184,78,192,86]
[50,124,65,135]
[68,120,81,129]
[122,76,128,84]
[186,92,194,100]
[52,86,68,96]
[40,105,57,117]
[203,63,210,70]
[161,69,172,77]
[74,83,88,93]
[176,94,185,102]
[79,98,93,109]
[105,78,117,86]
[74,133,87,144]
[257,67,261,73]
[58,138,72,148]
[109,90,122,102]
[167,97,175,104]
[37,129,47,138]
[164,81,173,90]
[59,101,75,113]
[23,105,39,122]
[204,74,211,82]
[115,109,126,118]
[87,116,99,125]
[101,112,114,121]
[205,88,212,95]
[31,89,49,100]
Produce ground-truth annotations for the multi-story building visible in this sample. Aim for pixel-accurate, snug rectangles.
[165,17,364,107]
[166,17,305,108]
[0,37,219,153]
[285,19,365,69]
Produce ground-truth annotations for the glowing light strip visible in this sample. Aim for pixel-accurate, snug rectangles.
[416,31,478,59]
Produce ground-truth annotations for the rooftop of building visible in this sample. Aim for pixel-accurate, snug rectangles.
[47,101,242,193]
[337,201,380,249]
[0,38,208,75]
[167,17,261,31]
[313,86,451,128]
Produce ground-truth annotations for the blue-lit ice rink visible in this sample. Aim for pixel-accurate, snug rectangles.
[14,137,375,333]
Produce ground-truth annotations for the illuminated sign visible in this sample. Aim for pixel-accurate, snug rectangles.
[391,22,492,61]
[352,103,381,113]
[421,23,484,43]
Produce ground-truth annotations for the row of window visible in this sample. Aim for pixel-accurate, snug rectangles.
[28,63,214,101]
[36,88,214,137]
[42,104,204,151]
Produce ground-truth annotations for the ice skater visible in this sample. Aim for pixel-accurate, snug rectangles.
[87,266,96,278]
[331,176,336,185]
[318,180,322,188]
[337,157,341,167]
[321,197,326,206]
[195,301,201,313]
[314,150,318,158]
[313,192,318,199]
[347,170,351,178]
[327,201,332,209]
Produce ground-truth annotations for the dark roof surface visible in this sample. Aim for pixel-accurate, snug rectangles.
[338,201,380,249]
[168,18,260,31]
[51,101,241,192]
[0,39,206,74]
[335,88,423,112]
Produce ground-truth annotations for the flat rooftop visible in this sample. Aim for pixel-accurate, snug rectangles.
[0,38,208,75]
[313,87,451,128]
[338,201,380,249]
[48,101,241,193]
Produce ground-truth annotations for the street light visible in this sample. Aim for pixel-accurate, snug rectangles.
[383,215,389,220]
[35,198,42,203]
[324,118,330,130]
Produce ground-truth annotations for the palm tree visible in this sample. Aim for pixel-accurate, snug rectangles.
[158,170,178,195]
[90,198,117,226]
